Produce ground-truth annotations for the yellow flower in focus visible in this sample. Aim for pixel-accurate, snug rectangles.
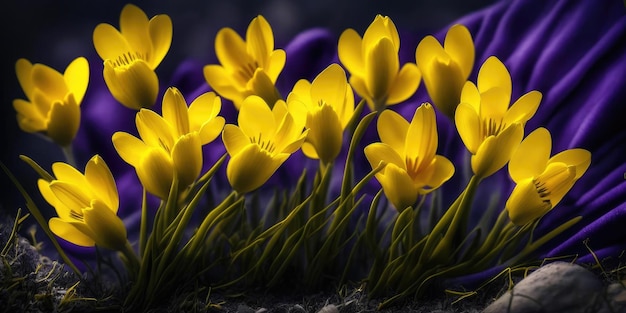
[364,104,454,211]
[506,128,591,225]
[113,87,225,199]
[222,96,308,194]
[204,15,285,109]
[13,57,89,147]
[338,15,421,112]
[455,56,542,178]
[287,64,354,164]
[415,24,474,119]
[37,155,127,250]
[93,3,172,110]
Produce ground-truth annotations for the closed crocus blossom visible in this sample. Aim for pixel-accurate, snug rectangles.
[364,104,454,211]
[113,87,224,199]
[204,15,285,109]
[222,96,308,194]
[93,3,172,110]
[287,64,354,164]
[415,24,474,119]
[13,57,89,147]
[37,155,127,251]
[506,128,591,225]
[338,14,421,112]
[455,56,541,178]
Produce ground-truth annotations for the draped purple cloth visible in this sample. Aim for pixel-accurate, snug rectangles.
[70,0,626,287]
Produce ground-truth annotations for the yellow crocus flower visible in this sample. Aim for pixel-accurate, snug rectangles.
[93,3,172,110]
[506,128,591,225]
[37,155,127,250]
[204,15,285,109]
[415,24,474,119]
[364,103,454,211]
[455,56,542,178]
[222,96,308,194]
[287,63,354,164]
[13,57,89,147]
[112,87,225,199]
[338,15,421,112]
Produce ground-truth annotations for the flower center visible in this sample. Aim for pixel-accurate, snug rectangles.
[237,60,260,83]
[532,162,576,207]
[480,117,506,139]
[250,133,276,153]
[111,51,147,68]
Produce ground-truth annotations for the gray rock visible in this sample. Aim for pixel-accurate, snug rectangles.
[482,261,606,313]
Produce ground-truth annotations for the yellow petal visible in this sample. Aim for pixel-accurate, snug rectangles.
[238,95,276,139]
[348,76,373,110]
[214,28,251,72]
[119,4,151,57]
[364,142,405,171]
[459,81,481,113]
[363,15,399,52]
[365,37,398,108]
[337,29,363,76]
[310,64,348,112]
[479,87,511,121]
[246,15,274,65]
[93,23,132,62]
[305,104,343,163]
[84,155,119,213]
[443,24,474,79]
[49,181,91,213]
[504,90,542,126]
[46,95,80,146]
[538,162,576,208]
[509,127,551,183]
[103,59,159,110]
[274,112,307,154]
[505,178,551,226]
[16,59,35,99]
[248,69,281,107]
[472,124,523,178]
[203,65,246,107]
[301,142,319,159]
[171,133,202,187]
[222,124,250,157]
[38,179,63,215]
[405,103,437,170]
[376,163,418,212]
[51,161,85,184]
[266,49,286,82]
[226,144,288,194]
[415,35,446,70]
[198,117,225,146]
[13,99,46,132]
[421,155,455,192]
[477,56,511,104]
[455,102,481,154]
[162,87,190,137]
[377,109,409,157]
[49,217,95,247]
[549,149,591,180]
[83,199,127,250]
[148,14,173,68]
[32,63,67,100]
[112,131,149,167]
[136,147,174,199]
[386,62,421,105]
[64,57,90,104]
[136,109,174,150]
[188,91,222,131]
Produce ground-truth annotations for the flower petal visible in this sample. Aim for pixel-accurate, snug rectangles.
[377,109,409,157]
[83,199,127,250]
[64,57,90,104]
[477,56,511,104]
[85,155,119,213]
[338,28,363,76]
[506,178,551,226]
[549,148,591,179]
[148,14,173,68]
[103,59,159,110]
[49,218,95,247]
[376,163,419,212]
[46,95,80,147]
[509,127,551,183]
[226,144,288,194]
[455,102,481,154]
[222,124,250,157]
[162,87,190,137]
[444,24,474,79]
[364,142,405,171]
[171,133,202,187]
[238,95,276,139]
[386,62,421,105]
[112,131,149,166]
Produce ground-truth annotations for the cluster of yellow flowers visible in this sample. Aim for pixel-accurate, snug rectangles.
[10,3,592,309]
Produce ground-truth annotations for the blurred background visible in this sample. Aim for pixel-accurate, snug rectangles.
[0,0,497,223]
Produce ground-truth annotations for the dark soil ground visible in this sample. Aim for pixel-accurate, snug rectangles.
[0,213,511,313]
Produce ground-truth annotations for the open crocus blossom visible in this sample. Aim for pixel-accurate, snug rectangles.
[204,15,285,109]
[364,103,454,211]
[37,155,128,251]
[506,127,591,226]
[455,56,541,179]
[338,14,421,112]
[287,63,354,164]
[112,87,224,199]
[93,3,172,110]
[415,24,474,119]
[13,57,89,147]
[222,96,308,194]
